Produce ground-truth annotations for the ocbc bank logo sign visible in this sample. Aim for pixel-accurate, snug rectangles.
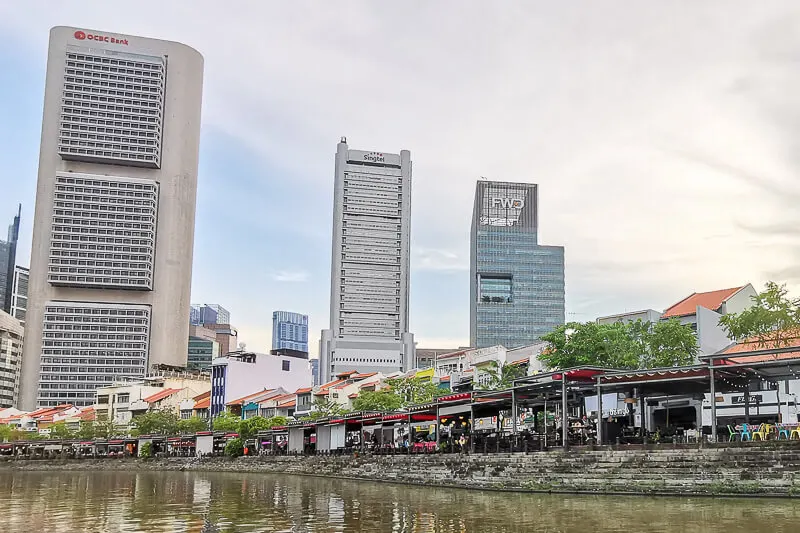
[74,30,129,45]
[491,197,524,209]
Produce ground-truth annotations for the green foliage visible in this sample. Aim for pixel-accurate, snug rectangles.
[0,425,25,442]
[94,418,122,439]
[539,319,697,370]
[131,410,179,436]
[352,389,403,412]
[139,441,153,458]
[384,377,442,407]
[719,282,800,347]
[311,397,349,417]
[238,415,288,439]
[49,421,76,440]
[77,420,96,440]
[224,437,243,458]
[478,361,527,391]
[212,411,241,432]
[237,416,270,440]
[176,416,209,434]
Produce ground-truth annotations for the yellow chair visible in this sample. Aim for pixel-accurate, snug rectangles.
[791,426,800,440]
[751,424,769,441]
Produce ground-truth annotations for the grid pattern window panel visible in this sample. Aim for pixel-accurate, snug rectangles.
[58,46,166,168]
[48,173,158,290]
[36,302,150,407]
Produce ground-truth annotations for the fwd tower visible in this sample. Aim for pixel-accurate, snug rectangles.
[470,181,565,349]
[319,139,415,383]
[18,26,204,409]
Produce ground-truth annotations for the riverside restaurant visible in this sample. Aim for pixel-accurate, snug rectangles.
[4,346,800,459]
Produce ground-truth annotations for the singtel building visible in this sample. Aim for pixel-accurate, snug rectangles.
[19,26,203,408]
[470,181,565,349]
[319,139,415,383]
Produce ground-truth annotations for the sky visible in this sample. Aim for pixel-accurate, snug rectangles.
[1,2,799,355]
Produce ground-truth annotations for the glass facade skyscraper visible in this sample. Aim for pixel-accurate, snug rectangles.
[0,205,21,314]
[190,304,231,326]
[470,181,565,348]
[272,311,309,353]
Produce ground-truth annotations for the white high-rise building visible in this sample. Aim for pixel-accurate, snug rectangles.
[319,138,415,383]
[18,26,204,409]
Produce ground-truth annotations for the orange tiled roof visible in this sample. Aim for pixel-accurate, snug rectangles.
[348,393,358,399]
[718,330,800,364]
[278,399,296,408]
[226,389,275,406]
[319,379,345,391]
[192,390,211,402]
[79,407,96,422]
[295,387,313,394]
[259,393,294,406]
[143,388,182,404]
[509,357,529,366]
[352,372,378,380]
[662,286,745,319]
[194,397,210,410]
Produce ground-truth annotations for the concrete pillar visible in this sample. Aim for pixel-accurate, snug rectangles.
[596,378,603,446]
[709,366,717,443]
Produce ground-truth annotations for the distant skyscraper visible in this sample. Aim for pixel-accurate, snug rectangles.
[470,181,565,349]
[19,26,204,409]
[272,311,309,353]
[190,304,231,326]
[309,358,320,386]
[0,205,21,314]
[319,139,415,383]
[10,266,29,326]
[187,325,219,371]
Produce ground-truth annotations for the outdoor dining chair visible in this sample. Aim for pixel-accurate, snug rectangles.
[791,427,800,440]
[752,424,770,441]
[778,425,791,440]
[740,423,753,441]
[727,425,739,442]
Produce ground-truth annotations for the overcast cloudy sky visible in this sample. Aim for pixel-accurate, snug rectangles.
[1,2,799,354]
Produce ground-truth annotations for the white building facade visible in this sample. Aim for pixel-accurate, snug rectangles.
[210,352,312,418]
[19,26,204,409]
[319,139,415,383]
[0,310,24,408]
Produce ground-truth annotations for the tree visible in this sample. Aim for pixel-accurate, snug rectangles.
[719,282,800,347]
[311,398,348,417]
[139,441,153,458]
[539,322,639,369]
[94,418,122,439]
[237,416,272,440]
[177,416,209,434]
[77,421,96,440]
[384,377,442,407]
[539,319,697,370]
[212,411,241,432]
[639,318,698,368]
[49,421,76,440]
[131,410,179,436]
[478,361,527,390]
[224,437,243,458]
[352,389,403,412]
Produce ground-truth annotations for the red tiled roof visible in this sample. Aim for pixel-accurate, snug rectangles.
[143,388,182,404]
[79,407,96,422]
[259,393,295,406]
[662,286,745,318]
[295,387,313,394]
[278,399,296,408]
[192,390,211,402]
[358,382,378,389]
[194,397,210,410]
[226,389,275,406]
[352,372,377,380]
[335,370,358,378]
[333,382,350,390]
[509,357,529,366]
[718,330,800,364]
[348,393,358,399]
[319,379,345,391]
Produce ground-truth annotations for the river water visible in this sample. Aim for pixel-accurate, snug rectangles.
[0,470,798,532]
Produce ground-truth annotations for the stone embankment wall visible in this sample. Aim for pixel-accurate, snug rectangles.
[5,444,800,496]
